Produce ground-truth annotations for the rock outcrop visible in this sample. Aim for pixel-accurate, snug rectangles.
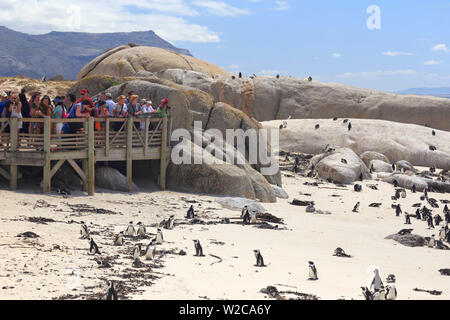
[263,119,450,170]
[77,46,230,80]
[158,70,450,131]
[360,151,390,167]
[96,167,139,192]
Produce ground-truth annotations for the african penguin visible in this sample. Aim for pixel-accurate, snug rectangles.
[106,281,118,300]
[308,261,318,280]
[144,244,156,261]
[385,285,397,300]
[133,244,142,260]
[125,221,135,237]
[80,221,89,239]
[114,231,124,246]
[193,240,204,257]
[165,215,175,230]
[253,250,265,267]
[155,228,164,245]
[89,237,101,255]
[137,222,146,237]
[186,205,195,219]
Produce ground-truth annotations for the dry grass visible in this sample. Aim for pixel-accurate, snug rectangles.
[0,76,74,97]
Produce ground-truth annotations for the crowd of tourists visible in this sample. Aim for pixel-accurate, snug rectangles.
[0,89,170,134]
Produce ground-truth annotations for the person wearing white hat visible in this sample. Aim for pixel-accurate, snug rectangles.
[140,100,155,132]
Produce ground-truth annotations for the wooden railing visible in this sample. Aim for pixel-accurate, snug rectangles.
[0,115,171,194]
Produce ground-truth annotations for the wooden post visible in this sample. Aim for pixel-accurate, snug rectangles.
[82,160,88,192]
[126,117,133,192]
[88,117,95,196]
[160,116,168,190]
[42,117,51,193]
[9,118,18,190]
[105,118,110,157]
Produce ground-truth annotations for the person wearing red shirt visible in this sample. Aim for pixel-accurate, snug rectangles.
[75,89,95,110]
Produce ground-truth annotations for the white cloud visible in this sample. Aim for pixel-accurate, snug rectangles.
[382,51,413,56]
[270,1,290,11]
[340,69,416,78]
[432,44,449,52]
[424,60,440,65]
[332,53,341,58]
[193,1,250,17]
[0,0,220,43]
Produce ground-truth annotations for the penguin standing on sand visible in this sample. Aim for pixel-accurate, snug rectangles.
[133,244,142,260]
[193,240,205,257]
[308,261,318,280]
[415,209,421,220]
[428,235,436,248]
[439,227,446,241]
[106,281,118,300]
[253,250,265,267]
[137,222,146,237]
[434,215,443,226]
[89,237,101,255]
[114,231,124,246]
[243,210,251,224]
[405,212,411,225]
[80,221,89,239]
[385,285,397,300]
[155,228,164,245]
[396,205,402,217]
[361,287,373,300]
[125,221,135,237]
[412,185,416,193]
[368,267,383,292]
[427,215,435,229]
[186,205,195,219]
[165,215,175,230]
[144,243,156,261]
[241,206,249,218]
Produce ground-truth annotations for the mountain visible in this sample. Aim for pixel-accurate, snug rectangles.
[0,26,191,80]
[396,87,450,99]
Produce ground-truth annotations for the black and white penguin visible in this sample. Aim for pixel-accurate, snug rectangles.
[80,221,89,239]
[89,237,101,255]
[354,184,362,192]
[106,281,118,300]
[186,205,195,219]
[308,261,318,280]
[348,122,352,131]
[144,243,156,261]
[193,240,205,257]
[125,221,135,237]
[439,227,446,241]
[412,185,416,193]
[386,274,396,283]
[239,72,242,78]
[165,215,175,230]
[241,206,249,218]
[427,215,435,229]
[155,228,164,245]
[315,124,320,130]
[359,173,363,182]
[393,180,399,188]
[432,130,436,136]
[361,287,373,300]
[368,267,383,293]
[114,231,124,246]
[415,209,421,220]
[405,212,411,225]
[137,222,146,237]
[133,244,142,260]
[434,214,443,226]
[396,204,402,217]
[253,250,265,267]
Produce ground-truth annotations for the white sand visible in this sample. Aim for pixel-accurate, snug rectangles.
[0,170,449,300]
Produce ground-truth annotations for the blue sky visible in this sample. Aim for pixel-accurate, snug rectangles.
[2,0,450,91]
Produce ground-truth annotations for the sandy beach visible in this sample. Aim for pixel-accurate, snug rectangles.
[0,162,448,301]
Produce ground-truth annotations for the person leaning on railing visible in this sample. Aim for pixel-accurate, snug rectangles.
[67,100,91,134]
[95,100,110,131]
[157,98,170,118]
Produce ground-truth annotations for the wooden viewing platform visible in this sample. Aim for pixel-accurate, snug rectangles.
[0,116,171,195]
